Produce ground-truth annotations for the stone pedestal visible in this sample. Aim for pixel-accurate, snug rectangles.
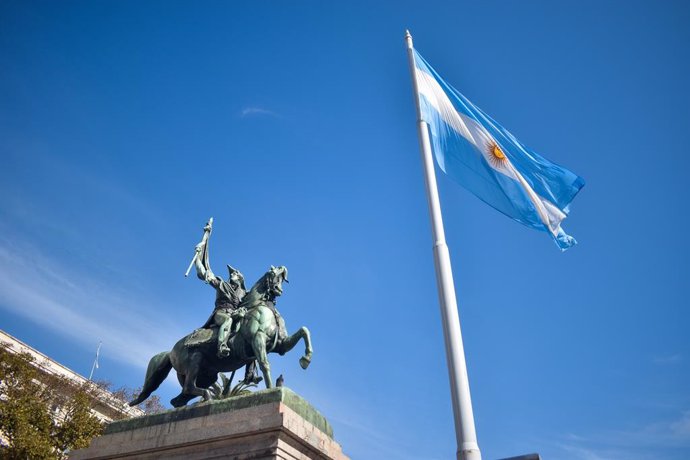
[71,387,348,460]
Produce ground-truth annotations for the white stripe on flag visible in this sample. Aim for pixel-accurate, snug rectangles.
[415,66,566,236]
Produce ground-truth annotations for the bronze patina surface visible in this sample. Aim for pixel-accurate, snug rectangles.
[129,220,313,408]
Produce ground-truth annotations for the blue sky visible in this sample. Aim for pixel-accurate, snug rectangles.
[1,1,688,459]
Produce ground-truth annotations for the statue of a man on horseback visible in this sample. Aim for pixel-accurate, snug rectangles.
[192,218,247,358]
[129,219,313,408]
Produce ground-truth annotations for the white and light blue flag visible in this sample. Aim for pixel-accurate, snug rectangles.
[413,49,585,250]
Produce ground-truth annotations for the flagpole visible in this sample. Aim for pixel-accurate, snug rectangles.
[405,30,481,460]
[88,341,102,381]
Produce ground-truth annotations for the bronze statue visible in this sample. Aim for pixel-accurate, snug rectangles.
[192,219,247,358]
[129,220,313,408]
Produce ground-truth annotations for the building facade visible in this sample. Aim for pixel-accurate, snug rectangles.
[0,329,143,423]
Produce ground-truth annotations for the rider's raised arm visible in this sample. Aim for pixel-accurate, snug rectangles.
[194,243,215,283]
[194,219,218,286]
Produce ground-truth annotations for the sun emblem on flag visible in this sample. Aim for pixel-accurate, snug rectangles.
[486,140,507,168]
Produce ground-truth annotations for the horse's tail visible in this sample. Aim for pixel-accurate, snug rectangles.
[128,351,172,407]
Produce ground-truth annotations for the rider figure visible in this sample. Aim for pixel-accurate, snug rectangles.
[194,221,247,358]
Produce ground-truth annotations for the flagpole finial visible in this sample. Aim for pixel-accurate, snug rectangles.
[405,29,413,49]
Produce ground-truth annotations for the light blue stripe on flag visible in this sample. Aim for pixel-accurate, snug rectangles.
[413,49,585,250]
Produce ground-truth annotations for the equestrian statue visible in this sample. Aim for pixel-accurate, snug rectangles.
[129,218,313,408]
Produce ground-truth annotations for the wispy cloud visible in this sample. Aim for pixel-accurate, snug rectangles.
[555,441,616,460]
[292,381,432,460]
[239,106,281,118]
[628,410,690,444]
[0,235,185,370]
[670,411,690,439]
[548,411,690,460]
[327,414,432,460]
[653,353,683,365]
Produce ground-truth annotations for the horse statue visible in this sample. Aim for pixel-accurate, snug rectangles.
[129,266,313,408]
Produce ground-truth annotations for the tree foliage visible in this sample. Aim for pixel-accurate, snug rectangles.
[99,381,166,416]
[0,345,105,459]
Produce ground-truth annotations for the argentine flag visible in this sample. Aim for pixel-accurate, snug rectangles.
[413,50,585,250]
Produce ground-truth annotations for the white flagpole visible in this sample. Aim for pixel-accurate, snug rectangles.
[88,341,102,381]
[405,30,481,460]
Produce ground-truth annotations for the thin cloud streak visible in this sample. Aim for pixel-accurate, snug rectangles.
[240,106,281,118]
[294,380,427,460]
[621,410,690,445]
[552,441,627,460]
[547,411,690,460]
[652,353,683,365]
[0,236,185,370]
[328,414,420,460]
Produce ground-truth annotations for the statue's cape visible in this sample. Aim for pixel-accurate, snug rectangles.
[201,310,218,329]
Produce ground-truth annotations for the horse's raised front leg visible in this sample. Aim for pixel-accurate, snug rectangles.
[276,326,313,370]
[252,331,273,389]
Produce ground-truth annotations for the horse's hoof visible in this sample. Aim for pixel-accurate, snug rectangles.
[299,356,311,369]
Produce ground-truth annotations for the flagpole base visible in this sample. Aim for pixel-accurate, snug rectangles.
[458,444,482,460]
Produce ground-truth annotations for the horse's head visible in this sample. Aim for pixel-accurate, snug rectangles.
[264,265,289,299]
[246,265,289,303]
[240,266,289,310]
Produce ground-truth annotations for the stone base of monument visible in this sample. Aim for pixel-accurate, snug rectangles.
[71,387,348,460]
